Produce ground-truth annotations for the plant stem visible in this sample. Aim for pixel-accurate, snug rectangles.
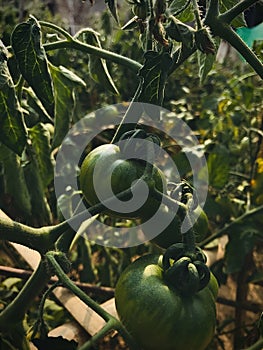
[46,251,140,349]
[39,20,74,41]
[219,0,259,24]
[199,204,263,247]
[44,39,142,73]
[217,24,263,78]
[46,251,112,321]
[0,217,55,253]
[0,260,51,329]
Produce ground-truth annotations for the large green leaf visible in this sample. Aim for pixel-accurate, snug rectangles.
[11,17,54,117]
[29,123,54,187]
[49,64,86,149]
[137,51,173,106]
[0,41,27,156]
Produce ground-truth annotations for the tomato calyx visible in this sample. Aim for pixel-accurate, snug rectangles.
[161,243,210,295]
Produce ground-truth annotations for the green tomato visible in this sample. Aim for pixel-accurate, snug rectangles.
[142,204,209,249]
[79,144,166,219]
[115,254,218,350]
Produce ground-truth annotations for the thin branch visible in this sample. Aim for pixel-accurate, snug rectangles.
[219,0,260,24]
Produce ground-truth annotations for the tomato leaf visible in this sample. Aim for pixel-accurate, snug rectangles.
[197,51,215,84]
[168,0,194,22]
[49,64,86,149]
[137,51,173,107]
[11,16,54,117]
[220,0,246,27]
[0,41,27,156]
[29,123,54,187]
[207,152,230,189]
[225,226,258,274]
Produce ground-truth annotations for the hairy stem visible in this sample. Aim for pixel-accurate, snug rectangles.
[0,218,56,253]
[205,18,263,78]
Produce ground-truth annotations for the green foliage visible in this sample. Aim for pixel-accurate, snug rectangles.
[0,0,262,349]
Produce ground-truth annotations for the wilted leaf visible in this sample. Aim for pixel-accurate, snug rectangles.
[82,29,119,95]
[11,17,54,117]
[0,41,27,156]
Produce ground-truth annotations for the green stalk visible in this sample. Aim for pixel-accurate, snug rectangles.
[0,218,55,253]
[43,39,142,73]
[219,0,259,24]
[205,14,263,79]
[0,260,51,329]
[46,251,139,350]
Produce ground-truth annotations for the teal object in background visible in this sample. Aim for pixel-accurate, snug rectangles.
[236,22,263,48]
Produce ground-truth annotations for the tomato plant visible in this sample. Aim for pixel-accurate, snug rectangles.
[0,0,262,350]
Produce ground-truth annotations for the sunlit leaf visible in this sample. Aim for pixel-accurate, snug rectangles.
[138,51,173,107]
[0,41,27,156]
[11,16,54,117]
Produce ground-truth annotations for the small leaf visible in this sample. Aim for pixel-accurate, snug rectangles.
[49,64,85,149]
[197,51,215,84]
[0,41,27,156]
[207,152,230,189]
[105,0,119,23]
[11,17,54,117]
[29,123,54,187]
[137,51,173,107]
